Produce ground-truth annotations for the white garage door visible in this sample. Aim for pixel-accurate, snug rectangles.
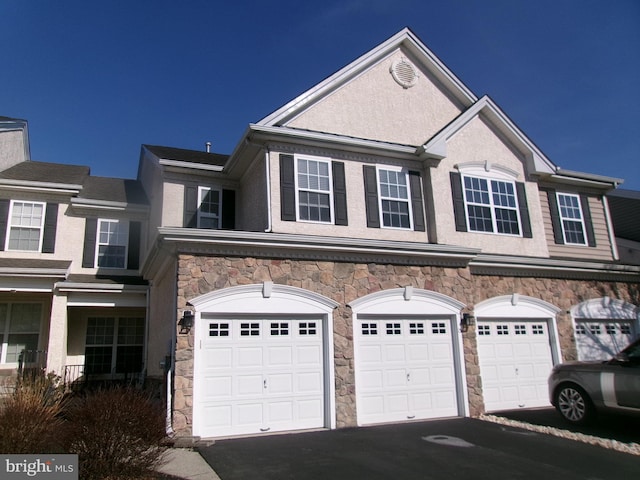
[355,318,459,425]
[575,320,634,361]
[477,320,553,411]
[196,318,325,438]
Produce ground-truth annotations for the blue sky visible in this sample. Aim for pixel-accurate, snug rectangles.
[1,0,639,189]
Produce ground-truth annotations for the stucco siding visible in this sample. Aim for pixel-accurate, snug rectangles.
[287,49,463,146]
[0,129,27,170]
[147,261,177,378]
[431,115,549,257]
[237,155,268,231]
[269,149,430,242]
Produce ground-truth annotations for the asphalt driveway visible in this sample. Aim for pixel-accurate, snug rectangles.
[198,417,639,480]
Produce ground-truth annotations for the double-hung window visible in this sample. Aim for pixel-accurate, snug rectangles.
[97,219,129,268]
[296,156,333,223]
[556,193,586,245]
[463,175,521,235]
[0,303,42,365]
[84,316,145,375]
[6,201,45,251]
[197,186,221,229]
[378,167,412,229]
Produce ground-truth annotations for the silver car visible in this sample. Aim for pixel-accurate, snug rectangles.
[549,338,640,424]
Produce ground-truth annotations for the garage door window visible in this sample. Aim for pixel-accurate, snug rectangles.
[299,322,317,335]
[362,323,378,335]
[409,323,425,335]
[240,323,260,336]
[270,322,289,336]
[209,323,230,337]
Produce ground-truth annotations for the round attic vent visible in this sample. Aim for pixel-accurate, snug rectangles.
[390,58,418,88]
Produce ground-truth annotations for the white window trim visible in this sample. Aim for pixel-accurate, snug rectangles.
[461,173,522,236]
[197,186,222,229]
[376,165,413,230]
[294,154,334,224]
[95,219,129,269]
[5,200,46,252]
[556,192,587,246]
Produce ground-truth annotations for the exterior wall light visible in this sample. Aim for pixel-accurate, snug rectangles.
[179,310,194,334]
[460,313,475,332]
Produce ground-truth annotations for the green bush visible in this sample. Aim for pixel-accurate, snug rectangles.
[0,373,67,454]
[62,386,167,480]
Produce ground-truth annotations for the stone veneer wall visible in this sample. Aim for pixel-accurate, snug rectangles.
[173,254,639,436]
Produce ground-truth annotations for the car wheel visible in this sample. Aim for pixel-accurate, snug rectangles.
[555,384,593,425]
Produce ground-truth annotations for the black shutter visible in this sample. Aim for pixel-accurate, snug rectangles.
[221,189,236,229]
[545,189,564,244]
[332,161,348,226]
[580,195,596,247]
[515,183,532,238]
[184,186,198,228]
[127,221,141,270]
[408,171,426,232]
[363,165,380,228]
[82,218,98,267]
[41,203,58,253]
[450,172,467,232]
[280,154,296,222]
[0,199,9,252]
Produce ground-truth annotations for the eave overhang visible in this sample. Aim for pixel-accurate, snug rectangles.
[540,168,623,191]
[470,254,640,282]
[143,228,480,279]
[0,179,82,195]
[70,197,150,214]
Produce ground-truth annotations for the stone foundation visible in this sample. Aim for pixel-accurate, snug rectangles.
[172,255,639,436]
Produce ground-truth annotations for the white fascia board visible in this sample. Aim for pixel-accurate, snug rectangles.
[258,28,476,127]
[70,197,150,214]
[546,169,623,189]
[159,159,225,173]
[0,179,82,195]
[471,254,640,278]
[420,96,557,175]
[246,124,417,157]
[0,268,68,278]
[56,282,149,294]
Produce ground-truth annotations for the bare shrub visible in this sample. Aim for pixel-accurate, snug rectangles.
[63,386,167,480]
[0,373,67,453]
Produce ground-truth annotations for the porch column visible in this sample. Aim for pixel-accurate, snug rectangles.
[46,293,68,375]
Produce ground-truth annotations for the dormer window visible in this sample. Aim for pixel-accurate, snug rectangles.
[184,185,235,230]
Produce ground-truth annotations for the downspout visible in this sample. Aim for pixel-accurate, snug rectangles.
[602,195,619,261]
[264,147,272,232]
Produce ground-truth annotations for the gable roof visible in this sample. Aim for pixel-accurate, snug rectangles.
[258,28,477,127]
[144,145,228,168]
[419,95,557,175]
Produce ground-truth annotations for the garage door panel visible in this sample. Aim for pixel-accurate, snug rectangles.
[238,347,263,367]
[297,372,323,393]
[267,346,293,366]
[196,318,326,437]
[387,369,408,387]
[360,345,383,363]
[477,320,554,411]
[237,374,263,396]
[576,321,634,361]
[385,344,407,362]
[360,370,383,389]
[355,317,460,425]
[297,345,322,364]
